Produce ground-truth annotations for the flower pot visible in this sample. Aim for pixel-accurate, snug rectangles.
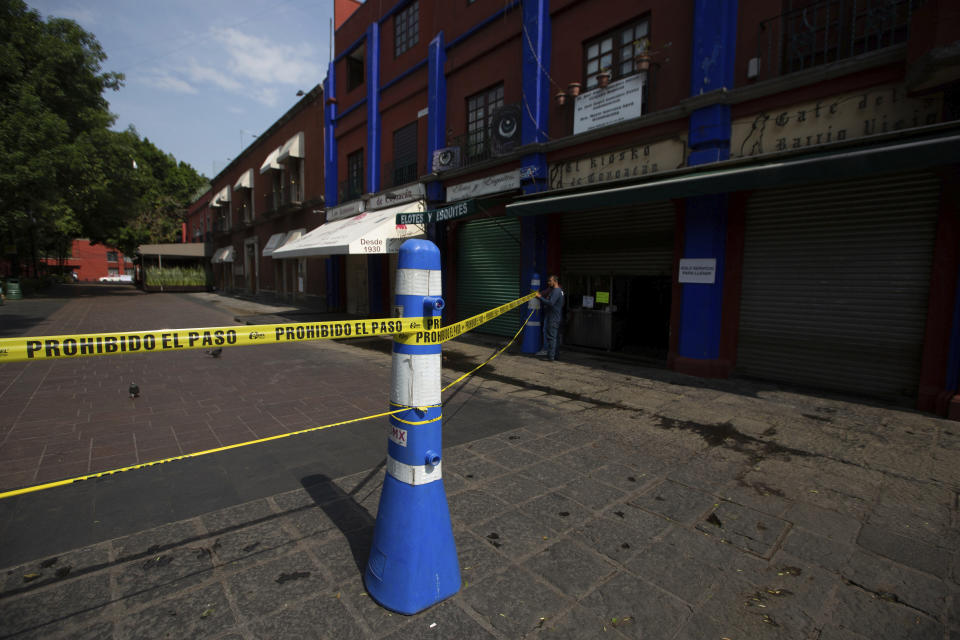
[596,72,611,88]
[635,55,651,71]
[555,92,567,107]
[566,82,581,97]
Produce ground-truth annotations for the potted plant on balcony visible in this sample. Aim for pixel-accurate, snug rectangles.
[596,68,611,88]
[634,37,652,71]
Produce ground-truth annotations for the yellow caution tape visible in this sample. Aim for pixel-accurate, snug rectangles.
[0,292,536,362]
[0,305,538,500]
[0,316,442,363]
[395,292,536,345]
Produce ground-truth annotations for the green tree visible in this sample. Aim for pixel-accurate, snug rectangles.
[0,0,122,273]
[0,1,206,272]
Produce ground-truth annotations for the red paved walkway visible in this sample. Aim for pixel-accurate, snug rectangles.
[0,285,387,492]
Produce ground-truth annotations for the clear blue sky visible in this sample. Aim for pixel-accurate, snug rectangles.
[27,0,334,180]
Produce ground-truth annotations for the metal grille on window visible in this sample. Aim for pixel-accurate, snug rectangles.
[392,122,418,186]
[395,1,419,57]
[347,150,364,200]
[466,85,503,160]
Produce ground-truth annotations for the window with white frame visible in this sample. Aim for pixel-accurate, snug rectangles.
[395,1,419,57]
[584,18,650,90]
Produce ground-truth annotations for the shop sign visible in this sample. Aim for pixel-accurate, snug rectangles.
[446,170,520,202]
[548,136,687,190]
[327,199,365,222]
[573,74,644,135]
[678,259,716,284]
[368,183,426,210]
[396,200,476,226]
[731,84,943,158]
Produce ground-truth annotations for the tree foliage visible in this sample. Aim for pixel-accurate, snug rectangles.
[0,0,206,270]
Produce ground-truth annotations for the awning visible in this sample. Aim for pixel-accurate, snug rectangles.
[211,247,235,263]
[274,228,305,258]
[506,126,960,216]
[272,201,426,258]
[233,168,254,191]
[278,131,304,162]
[260,147,282,174]
[261,232,287,257]
[138,243,210,258]
[211,185,230,206]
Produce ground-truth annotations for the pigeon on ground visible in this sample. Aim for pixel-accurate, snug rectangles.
[129,382,140,399]
[206,347,222,358]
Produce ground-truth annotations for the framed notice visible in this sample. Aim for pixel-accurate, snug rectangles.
[678,259,716,284]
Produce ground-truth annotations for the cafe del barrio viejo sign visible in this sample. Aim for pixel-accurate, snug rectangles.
[730,84,943,158]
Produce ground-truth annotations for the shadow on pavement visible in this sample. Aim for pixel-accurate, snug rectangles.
[302,466,382,577]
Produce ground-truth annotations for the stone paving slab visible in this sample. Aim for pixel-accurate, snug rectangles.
[0,287,958,639]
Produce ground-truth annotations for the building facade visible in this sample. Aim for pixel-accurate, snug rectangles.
[193,0,960,416]
[40,239,134,282]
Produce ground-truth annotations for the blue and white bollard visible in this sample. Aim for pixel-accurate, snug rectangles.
[521,272,542,354]
[364,239,460,615]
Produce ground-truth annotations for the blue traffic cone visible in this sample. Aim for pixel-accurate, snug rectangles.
[364,239,460,615]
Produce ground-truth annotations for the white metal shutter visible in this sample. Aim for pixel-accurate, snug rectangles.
[737,172,940,403]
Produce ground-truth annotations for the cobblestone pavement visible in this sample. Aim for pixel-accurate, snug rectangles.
[0,286,957,639]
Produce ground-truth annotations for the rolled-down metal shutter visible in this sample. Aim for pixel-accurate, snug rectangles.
[560,202,674,275]
[737,172,940,403]
[456,217,521,337]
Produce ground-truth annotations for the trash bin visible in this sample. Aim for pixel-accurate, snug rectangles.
[5,278,22,300]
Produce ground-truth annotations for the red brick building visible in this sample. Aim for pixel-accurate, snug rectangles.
[41,239,133,282]
[194,0,960,416]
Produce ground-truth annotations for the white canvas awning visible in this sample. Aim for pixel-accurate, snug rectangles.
[272,201,426,258]
[211,246,235,263]
[278,131,304,162]
[261,232,287,257]
[259,147,282,174]
[233,168,254,191]
[211,185,230,206]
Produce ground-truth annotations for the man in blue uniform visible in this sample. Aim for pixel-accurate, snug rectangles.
[535,274,564,361]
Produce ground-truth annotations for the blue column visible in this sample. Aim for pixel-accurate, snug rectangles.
[945,265,960,393]
[520,0,550,194]
[427,32,446,204]
[687,0,737,165]
[324,66,338,207]
[677,0,738,366]
[519,0,550,347]
[367,23,381,194]
[678,196,727,359]
[366,239,459,615]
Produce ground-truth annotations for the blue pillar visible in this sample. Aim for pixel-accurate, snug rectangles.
[678,196,727,359]
[677,0,737,368]
[366,239,459,615]
[427,32,446,204]
[520,0,550,195]
[324,66,338,207]
[519,0,550,346]
[945,264,960,393]
[367,23,381,194]
[687,0,737,165]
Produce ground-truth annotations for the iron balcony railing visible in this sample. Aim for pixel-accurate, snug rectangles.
[381,160,420,189]
[339,179,365,203]
[756,0,921,82]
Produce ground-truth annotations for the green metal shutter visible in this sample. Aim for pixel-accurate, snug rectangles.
[737,172,940,404]
[456,217,521,337]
